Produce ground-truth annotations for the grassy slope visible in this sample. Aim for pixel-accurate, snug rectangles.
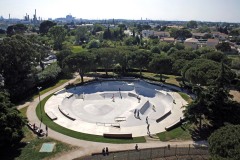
[157,125,192,141]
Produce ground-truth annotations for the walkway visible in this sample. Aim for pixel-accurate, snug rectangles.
[17,75,208,160]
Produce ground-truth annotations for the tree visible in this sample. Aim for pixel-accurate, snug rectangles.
[87,39,100,49]
[151,46,160,53]
[93,48,116,76]
[39,20,56,34]
[103,26,112,40]
[208,124,240,160]
[75,26,89,44]
[6,24,28,36]
[130,49,152,76]
[0,91,26,148]
[37,63,61,84]
[183,86,208,129]
[49,26,66,50]
[114,47,138,74]
[0,35,38,101]
[202,51,229,63]
[170,28,192,40]
[56,49,72,68]
[182,59,235,86]
[216,42,231,52]
[149,54,172,81]
[187,20,198,29]
[64,51,95,83]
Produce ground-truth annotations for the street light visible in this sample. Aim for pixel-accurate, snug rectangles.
[37,86,42,128]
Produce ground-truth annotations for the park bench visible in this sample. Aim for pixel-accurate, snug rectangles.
[46,111,57,120]
[103,133,132,139]
[58,106,76,120]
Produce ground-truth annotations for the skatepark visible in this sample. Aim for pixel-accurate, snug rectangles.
[44,79,188,137]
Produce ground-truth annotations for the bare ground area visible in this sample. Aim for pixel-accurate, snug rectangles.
[230,90,240,103]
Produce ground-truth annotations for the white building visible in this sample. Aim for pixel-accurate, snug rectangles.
[184,38,199,49]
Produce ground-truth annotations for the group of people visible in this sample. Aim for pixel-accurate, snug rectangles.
[29,123,48,137]
[102,147,109,156]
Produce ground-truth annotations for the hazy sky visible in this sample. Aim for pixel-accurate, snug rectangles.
[0,0,240,22]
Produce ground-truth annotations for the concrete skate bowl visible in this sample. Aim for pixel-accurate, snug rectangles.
[44,79,186,138]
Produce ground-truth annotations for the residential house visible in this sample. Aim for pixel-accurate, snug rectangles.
[212,32,228,41]
[206,39,219,48]
[154,31,170,38]
[184,38,199,49]
[142,30,154,38]
[162,37,175,43]
[192,33,207,39]
[142,30,170,39]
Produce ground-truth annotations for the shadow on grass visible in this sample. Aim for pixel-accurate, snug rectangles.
[189,124,215,141]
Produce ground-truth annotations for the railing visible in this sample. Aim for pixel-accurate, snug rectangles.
[79,144,209,160]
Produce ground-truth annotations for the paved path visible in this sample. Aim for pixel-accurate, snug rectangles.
[17,76,208,160]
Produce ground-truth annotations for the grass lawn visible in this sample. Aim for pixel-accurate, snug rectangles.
[36,94,146,144]
[142,72,181,87]
[177,92,193,103]
[71,46,86,53]
[11,107,78,160]
[227,55,240,61]
[157,125,192,141]
[33,79,69,99]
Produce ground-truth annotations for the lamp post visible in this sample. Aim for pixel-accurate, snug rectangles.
[37,86,42,128]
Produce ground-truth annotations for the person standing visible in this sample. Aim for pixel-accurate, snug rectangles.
[106,147,109,155]
[45,125,48,137]
[135,144,138,151]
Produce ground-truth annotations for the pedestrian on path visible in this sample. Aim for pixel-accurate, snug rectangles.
[106,147,109,155]
[135,144,139,151]
[102,148,106,156]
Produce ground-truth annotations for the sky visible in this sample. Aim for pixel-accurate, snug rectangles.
[0,0,240,22]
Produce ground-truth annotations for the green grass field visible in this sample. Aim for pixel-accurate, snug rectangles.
[141,72,181,87]
[71,46,86,53]
[36,94,146,144]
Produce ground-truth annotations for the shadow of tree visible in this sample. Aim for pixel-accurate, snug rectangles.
[0,142,27,160]
[189,124,215,141]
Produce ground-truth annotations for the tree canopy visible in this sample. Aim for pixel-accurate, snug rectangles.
[64,51,95,82]
[208,124,240,160]
[0,91,26,148]
[39,20,56,35]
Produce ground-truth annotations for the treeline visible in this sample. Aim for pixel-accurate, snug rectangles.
[58,45,236,87]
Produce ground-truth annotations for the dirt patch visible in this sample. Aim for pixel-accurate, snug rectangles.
[230,90,240,103]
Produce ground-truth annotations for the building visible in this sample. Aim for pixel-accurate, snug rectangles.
[192,33,208,39]
[142,30,170,38]
[206,39,219,48]
[162,37,175,43]
[212,32,228,41]
[142,30,154,38]
[154,31,170,38]
[184,38,199,49]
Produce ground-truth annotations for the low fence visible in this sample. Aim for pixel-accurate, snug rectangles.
[78,144,209,160]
